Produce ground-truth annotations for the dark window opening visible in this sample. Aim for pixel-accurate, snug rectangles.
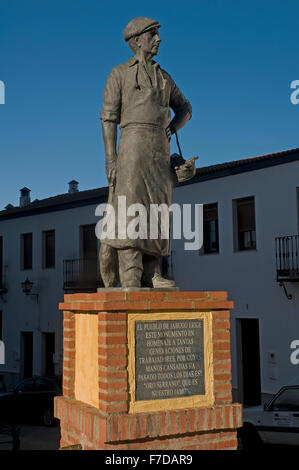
[44,230,55,268]
[21,233,33,270]
[43,332,55,376]
[0,311,2,341]
[236,197,256,251]
[21,332,33,379]
[0,236,3,288]
[203,203,219,254]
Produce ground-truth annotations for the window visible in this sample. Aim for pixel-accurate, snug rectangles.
[0,311,2,341]
[43,230,55,268]
[0,236,3,288]
[235,197,256,251]
[270,387,299,412]
[203,203,219,254]
[21,233,33,270]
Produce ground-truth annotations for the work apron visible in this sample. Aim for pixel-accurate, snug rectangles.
[102,78,173,257]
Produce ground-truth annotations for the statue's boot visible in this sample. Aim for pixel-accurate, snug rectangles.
[118,248,143,288]
[152,272,176,288]
[99,243,119,287]
[142,255,176,288]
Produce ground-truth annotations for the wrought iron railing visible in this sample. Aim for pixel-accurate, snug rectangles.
[275,235,299,281]
[63,258,103,292]
[0,265,8,293]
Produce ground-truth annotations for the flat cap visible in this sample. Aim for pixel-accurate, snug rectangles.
[123,17,161,42]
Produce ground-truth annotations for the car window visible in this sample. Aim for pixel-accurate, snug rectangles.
[34,378,56,391]
[15,379,35,392]
[271,388,299,411]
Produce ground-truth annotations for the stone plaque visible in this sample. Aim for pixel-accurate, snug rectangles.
[135,319,205,401]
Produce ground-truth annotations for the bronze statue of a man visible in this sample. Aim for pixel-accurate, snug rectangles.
[99,17,192,288]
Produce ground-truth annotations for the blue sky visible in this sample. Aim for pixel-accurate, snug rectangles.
[0,0,298,207]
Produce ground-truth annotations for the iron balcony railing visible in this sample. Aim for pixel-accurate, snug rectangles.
[275,235,299,282]
[0,265,8,293]
[63,258,103,292]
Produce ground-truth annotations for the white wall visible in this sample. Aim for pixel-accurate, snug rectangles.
[0,160,298,397]
[172,160,299,397]
[0,202,100,389]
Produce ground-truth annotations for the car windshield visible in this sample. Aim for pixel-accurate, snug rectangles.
[34,378,58,392]
[272,387,299,411]
[14,379,35,392]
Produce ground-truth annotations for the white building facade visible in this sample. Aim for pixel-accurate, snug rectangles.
[0,148,299,405]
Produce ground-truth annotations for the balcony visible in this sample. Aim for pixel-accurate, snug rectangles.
[275,235,299,282]
[0,265,8,294]
[63,258,103,292]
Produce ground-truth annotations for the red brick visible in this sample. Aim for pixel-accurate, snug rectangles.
[98,356,127,367]
[63,330,75,339]
[99,323,127,334]
[214,372,232,381]
[215,382,232,392]
[137,413,147,439]
[212,310,231,319]
[215,391,232,403]
[209,292,227,300]
[98,380,127,391]
[179,410,187,434]
[166,291,208,300]
[98,313,127,322]
[98,335,127,345]
[197,407,205,430]
[214,342,231,351]
[119,415,128,441]
[96,301,149,311]
[128,414,137,440]
[63,339,75,349]
[194,302,233,310]
[213,361,231,371]
[149,301,194,310]
[214,351,231,360]
[128,291,165,301]
[218,438,238,450]
[63,349,76,360]
[99,391,128,402]
[109,415,119,442]
[188,408,196,432]
[215,406,223,428]
[160,411,167,435]
[98,345,127,356]
[213,332,230,341]
[213,318,230,327]
[63,359,75,369]
[60,302,71,310]
[99,370,127,380]
[63,313,75,322]
[207,408,213,429]
[170,411,177,434]
[99,402,128,413]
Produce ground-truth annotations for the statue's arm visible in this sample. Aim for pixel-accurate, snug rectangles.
[100,68,121,186]
[167,75,192,138]
[101,121,118,186]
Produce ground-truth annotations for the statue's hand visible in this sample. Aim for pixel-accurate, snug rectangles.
[165,125,172,142]
[106,158,117,187]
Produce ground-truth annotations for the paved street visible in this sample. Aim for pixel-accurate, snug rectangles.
[18,424,60,450]
[0,424,60,450]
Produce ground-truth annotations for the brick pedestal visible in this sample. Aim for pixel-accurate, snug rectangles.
[55,291,242,450]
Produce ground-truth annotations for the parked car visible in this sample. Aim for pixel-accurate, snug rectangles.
[0,376,62,427]
[239,384,299,448]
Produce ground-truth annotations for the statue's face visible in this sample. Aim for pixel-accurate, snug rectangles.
[136,27,161,56]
